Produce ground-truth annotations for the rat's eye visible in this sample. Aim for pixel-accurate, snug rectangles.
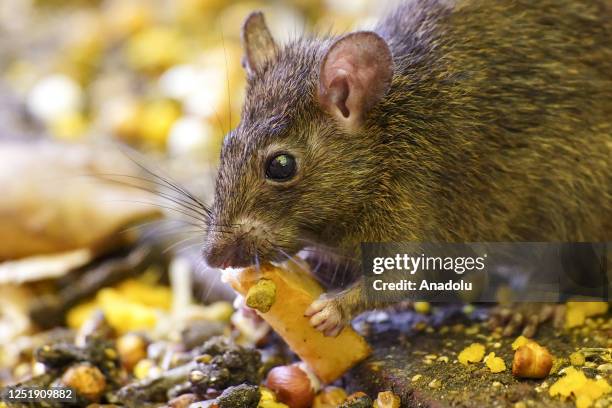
[265,153,297,181]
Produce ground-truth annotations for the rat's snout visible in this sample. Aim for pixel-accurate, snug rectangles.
[202,220,272,269]
[203,234,255,269]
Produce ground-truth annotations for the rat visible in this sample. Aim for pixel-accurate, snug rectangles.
[202,0,611,337]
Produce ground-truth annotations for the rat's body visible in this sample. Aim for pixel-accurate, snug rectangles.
[204,0,612,336]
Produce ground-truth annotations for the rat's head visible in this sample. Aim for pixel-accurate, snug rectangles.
[203,12,393,269]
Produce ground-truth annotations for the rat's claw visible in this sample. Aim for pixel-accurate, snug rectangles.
[305,296,345,337]
[304,298,326,317]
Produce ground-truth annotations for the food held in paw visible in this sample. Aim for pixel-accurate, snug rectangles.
[225,261,371,383]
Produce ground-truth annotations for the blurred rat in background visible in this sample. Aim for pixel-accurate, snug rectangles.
[202,0,611,337]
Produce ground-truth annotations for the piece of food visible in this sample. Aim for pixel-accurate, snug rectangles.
[484,352,506,373]
[67,278,172,333]
[133,359,156,380]
[549,367,611,408]
[258,387,290,408]
[313,386,347,408]
[569,352,585,366]
[246,279,277,313]
[225,261,371,383]
[511,335,530,350]
[565,302,609,329]
[374,390,401,408]
[414,302,430,314]
[512,341,553,379]
[266,364,317,408]
[117,333,148,372]
[458,343,485,365]
[61,363,107,401]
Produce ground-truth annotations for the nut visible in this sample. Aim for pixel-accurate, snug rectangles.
[512,341,553,379]
[374,390,401,408]
[61,363,106,402]
[266,364,315,408]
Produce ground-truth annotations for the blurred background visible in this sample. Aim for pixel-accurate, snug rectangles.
[0,0,400,154]
[0,0,399,391]
[1,3,611,407]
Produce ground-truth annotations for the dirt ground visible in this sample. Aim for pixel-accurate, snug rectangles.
[345,306,612,407]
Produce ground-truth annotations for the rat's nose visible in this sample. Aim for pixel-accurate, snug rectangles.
[202,234,256,269]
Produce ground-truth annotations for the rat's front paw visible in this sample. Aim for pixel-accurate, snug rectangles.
[304,295,346,337]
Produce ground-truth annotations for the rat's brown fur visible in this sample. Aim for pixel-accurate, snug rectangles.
[205,0,611,325]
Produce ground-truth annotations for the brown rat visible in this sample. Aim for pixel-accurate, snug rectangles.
[202,0,612,337]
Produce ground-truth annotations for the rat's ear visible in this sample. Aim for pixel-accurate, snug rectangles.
[241,12,277,76]
[318,32,393,129]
